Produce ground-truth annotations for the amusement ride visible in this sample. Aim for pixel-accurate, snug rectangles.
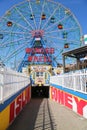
[0,0,83,86]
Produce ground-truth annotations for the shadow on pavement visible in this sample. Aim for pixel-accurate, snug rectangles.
[7,98,56,130]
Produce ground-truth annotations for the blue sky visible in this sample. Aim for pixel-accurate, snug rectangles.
[0,0,87,35]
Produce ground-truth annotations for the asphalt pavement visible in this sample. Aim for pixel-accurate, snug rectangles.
[7,98,87,130]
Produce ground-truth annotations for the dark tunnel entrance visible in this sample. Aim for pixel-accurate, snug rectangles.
[31,86,49,98]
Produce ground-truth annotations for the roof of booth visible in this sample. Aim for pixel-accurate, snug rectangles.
[62,45,87,58]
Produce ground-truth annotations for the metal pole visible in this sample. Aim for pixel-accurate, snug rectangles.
[62,55,65,73]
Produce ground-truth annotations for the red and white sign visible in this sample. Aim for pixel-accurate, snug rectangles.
[9,87,31,123]
[26,48,54,54]
[50,86,87,118]
[28,56,52,62]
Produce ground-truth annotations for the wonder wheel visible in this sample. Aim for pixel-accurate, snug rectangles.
[0,0,82,71]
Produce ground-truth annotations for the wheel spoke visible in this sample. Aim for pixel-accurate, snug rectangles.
[27,0,37,30]
[3,17,30,32]
[44,13,72,32]
[0,30,30,35]
[4,38,32,62]
[42,4,60,29]
[38,0,46,29]
[45,27,80,35]
[44,34,80,44]
[0,36,31,47]
[14,6,34,30]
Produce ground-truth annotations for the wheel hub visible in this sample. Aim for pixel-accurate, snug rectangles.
[31,30,44,38]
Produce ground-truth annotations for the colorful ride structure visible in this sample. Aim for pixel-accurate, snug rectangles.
[0,0,83,86]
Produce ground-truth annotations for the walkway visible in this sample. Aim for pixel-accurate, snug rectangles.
[7,98,87,130]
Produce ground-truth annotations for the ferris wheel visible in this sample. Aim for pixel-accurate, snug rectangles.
[0,0,82,70]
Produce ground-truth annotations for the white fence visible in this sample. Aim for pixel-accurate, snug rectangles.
[50,69,87,93]
[0,67,30,103]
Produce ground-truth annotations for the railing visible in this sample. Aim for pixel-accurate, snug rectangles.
[0,67,30,103]
[50,69,87,93]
